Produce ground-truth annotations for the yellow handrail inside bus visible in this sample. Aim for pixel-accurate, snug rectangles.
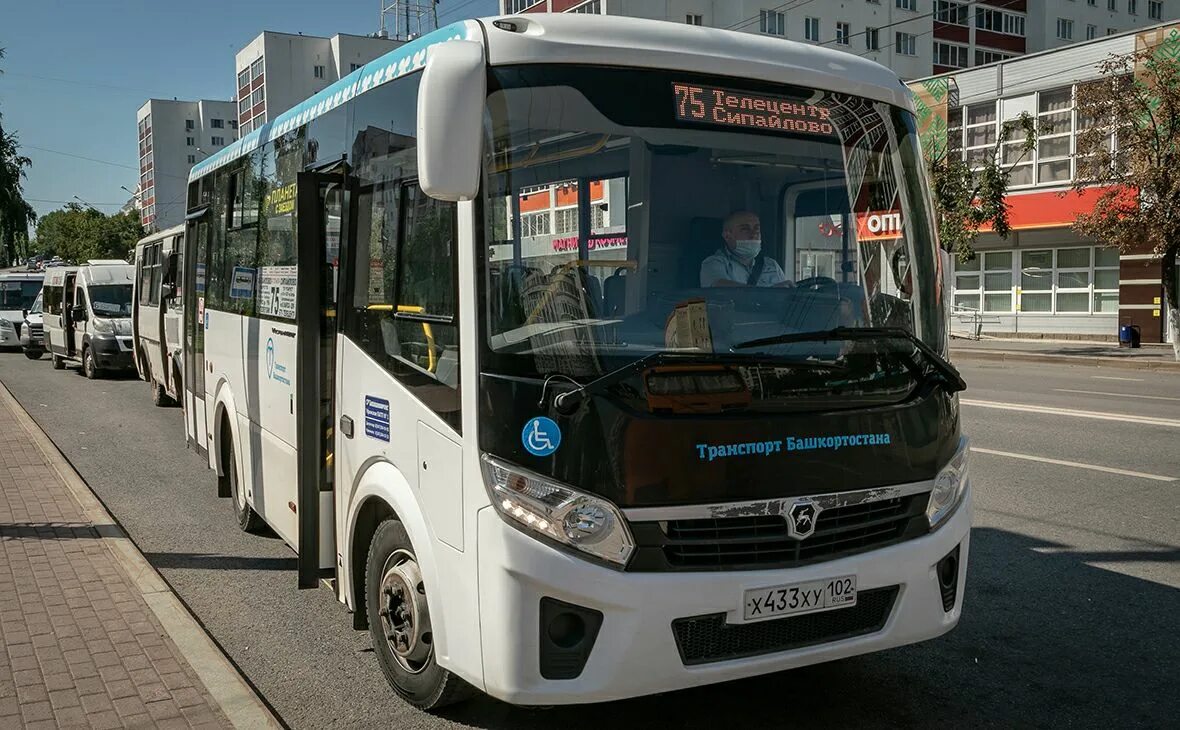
[364,303,437,372]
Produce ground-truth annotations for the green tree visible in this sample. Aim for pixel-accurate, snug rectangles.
[0,48,38,266]
[1073,47,1180,359]
[34,204,142,263]
[925,112,1041,263]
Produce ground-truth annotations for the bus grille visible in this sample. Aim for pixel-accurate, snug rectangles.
[671,586,898,665]
[627,494,928,572]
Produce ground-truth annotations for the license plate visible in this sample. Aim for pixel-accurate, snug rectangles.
[741,575,857,622]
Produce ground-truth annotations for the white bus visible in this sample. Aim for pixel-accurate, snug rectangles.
[132,225,185,405]
[182,14,971,710]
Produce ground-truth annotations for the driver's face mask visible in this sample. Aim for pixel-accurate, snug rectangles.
[733,239,762,260]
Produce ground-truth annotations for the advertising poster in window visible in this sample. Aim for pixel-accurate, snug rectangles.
[906,77,953,163]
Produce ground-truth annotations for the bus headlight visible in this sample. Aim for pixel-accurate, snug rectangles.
[91,317,113,334]
[927,436,969,530]
[480,454,634,567]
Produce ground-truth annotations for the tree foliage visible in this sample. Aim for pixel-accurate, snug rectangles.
[34,204,142,263]
[1073,47,1180,357]
[925,111,1041,263]
[0,48,38,266]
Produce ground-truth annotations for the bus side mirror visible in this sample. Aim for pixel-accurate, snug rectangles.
[417,40,485,202]
[72,305,88,322]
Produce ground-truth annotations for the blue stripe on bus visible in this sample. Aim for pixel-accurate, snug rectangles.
[189,20,481,183]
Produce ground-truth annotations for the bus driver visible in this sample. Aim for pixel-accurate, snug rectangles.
[700,210,794,288]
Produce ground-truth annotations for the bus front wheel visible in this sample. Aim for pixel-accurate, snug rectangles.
[223,435,263,532]
[82,347,99,379]
[365,520,474,711]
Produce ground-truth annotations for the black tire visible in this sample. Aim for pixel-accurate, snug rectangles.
[151,381,173,407]
[23,350,43,360]
[51,354,65,370]
[366,520,475,711]
[82,347,100,379]
[223,436,264,532]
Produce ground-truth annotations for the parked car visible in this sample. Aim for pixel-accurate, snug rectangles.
[20,290,44,359]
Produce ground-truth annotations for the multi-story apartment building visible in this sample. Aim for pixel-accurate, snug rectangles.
[501,1,1176,80]
[912,21,1177,344]
[234,32,402,133]
[135,99,238,231]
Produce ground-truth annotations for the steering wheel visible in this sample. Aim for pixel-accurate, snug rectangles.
[794,276,839,290]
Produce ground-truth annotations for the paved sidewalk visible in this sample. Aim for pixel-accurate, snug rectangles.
[951,337,1180,371]
[0,384,275,729]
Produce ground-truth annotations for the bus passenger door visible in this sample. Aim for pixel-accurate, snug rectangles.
[163,238,184,396]
[184,216,210,451]
[295,170,347,588]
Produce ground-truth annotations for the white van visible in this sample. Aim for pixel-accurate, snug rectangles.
[0,272,44,350]
[132,225,184,405]
[42,260,136,378]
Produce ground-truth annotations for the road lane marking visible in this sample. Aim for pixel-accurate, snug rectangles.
[1053,388,1180,403]
[972,447,1176,482]
[1092,375,1144,382]
[960,399,1180,428]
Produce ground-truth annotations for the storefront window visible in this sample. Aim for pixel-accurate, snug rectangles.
[953,255,981,311]
[1093,247,1120,312]
[955,245,1119,316]
[984,251,1013,311]
[1020,249,1053,312]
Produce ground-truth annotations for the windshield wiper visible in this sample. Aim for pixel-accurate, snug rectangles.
[731,326,966,394]
[550,350,836,415]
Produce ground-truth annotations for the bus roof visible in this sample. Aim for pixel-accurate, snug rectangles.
[137,224,184,248]
[189,14,911,184]
[483,14,910,110]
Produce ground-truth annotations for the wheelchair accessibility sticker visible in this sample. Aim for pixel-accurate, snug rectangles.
[522,417,561,457]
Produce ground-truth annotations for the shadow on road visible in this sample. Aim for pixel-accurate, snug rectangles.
[142,552,297,572]
[436,527,1179,729]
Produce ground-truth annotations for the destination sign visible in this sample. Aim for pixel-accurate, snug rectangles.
[672,83,836,137]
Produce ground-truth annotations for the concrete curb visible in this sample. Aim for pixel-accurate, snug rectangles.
[951,348,1180,372]
[0,381,283,730]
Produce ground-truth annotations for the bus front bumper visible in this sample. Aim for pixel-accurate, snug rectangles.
[474,486,971,705]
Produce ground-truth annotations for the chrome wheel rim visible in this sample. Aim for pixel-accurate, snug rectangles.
[378,549,432,674]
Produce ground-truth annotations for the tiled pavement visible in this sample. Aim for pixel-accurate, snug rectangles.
[0,388,233,729]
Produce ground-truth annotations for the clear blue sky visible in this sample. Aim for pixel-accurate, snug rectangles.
[0,0,498,225]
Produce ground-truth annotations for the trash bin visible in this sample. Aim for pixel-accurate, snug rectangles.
[1119,324,1134,348]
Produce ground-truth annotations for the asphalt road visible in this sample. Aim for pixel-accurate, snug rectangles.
[1,352,1178,728]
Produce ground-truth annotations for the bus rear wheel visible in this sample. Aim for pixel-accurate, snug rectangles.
[51,354,65,370]
[151,381,174,407]
[366,520,474,711]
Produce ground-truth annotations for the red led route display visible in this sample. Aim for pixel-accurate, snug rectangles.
[672,83,836,137]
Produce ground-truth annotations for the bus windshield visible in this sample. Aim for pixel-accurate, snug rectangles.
[89,285,133,318]
[0,280,42,311]
[480,66,946,403]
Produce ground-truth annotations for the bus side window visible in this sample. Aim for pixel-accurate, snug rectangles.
[345,72,460,433]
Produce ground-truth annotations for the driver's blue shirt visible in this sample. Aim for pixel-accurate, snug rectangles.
[700,248,788,287]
